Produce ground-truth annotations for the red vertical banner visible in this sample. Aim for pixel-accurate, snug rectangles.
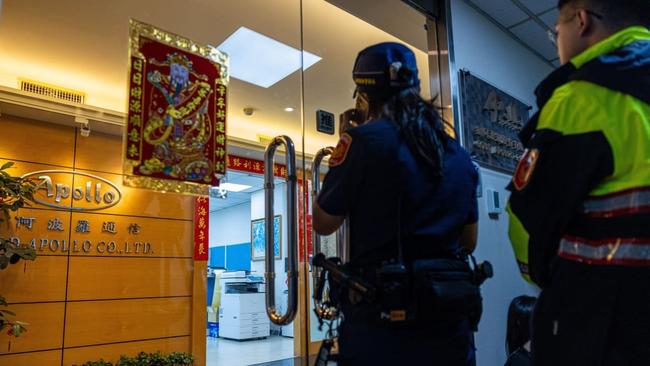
[194,197,209,261]
[298,180,313,263]
[214,82,227,177]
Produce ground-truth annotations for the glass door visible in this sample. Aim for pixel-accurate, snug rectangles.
[205,1,308,365]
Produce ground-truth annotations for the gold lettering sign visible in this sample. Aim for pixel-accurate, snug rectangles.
[21,170,123,211]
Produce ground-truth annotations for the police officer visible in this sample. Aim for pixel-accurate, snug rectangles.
[507,1,650,365]
[313,43,479,365]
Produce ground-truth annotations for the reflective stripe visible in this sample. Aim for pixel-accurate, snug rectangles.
[558,236,650,266]
[582,188,650,218]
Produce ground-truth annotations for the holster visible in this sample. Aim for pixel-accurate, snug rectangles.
[412,258,483,329]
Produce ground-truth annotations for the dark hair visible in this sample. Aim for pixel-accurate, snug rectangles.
[375,88,449,175]
[506,295,537,355]
[558,0,650,28]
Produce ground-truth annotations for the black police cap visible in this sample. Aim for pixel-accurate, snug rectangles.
[352,42,420,98]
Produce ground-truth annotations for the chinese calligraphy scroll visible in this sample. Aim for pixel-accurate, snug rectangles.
[123,20,229,195]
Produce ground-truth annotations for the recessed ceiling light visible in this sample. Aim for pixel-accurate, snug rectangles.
[284,107,294,112]
[216,27,321,88]
[216,182,252,192]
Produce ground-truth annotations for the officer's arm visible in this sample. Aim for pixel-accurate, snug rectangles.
[460,223,478,253]
[313,132,365,236]
[313,201,344,235]
[507,96,613,286]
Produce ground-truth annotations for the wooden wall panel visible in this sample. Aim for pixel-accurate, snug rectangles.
[0,302,64,355]
[191,261,207,366]
[62,336,190,366]
[68,212,193,258]
[64,297,191,348]
[0,350,62,366]
[0,115,75,167]
[0,161,75,212]
[0,208,70,257]
[70,170,194,220]
[67,258,192,300]
[74,131,122,175]
[1,256,67,303]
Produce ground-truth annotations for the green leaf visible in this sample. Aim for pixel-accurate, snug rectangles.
[0,310,16,316]
[0,162,14,171]
[12,323,23,337]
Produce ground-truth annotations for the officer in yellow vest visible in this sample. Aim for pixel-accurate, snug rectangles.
[506,1,650,365]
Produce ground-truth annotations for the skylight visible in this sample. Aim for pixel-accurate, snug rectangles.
[217,182,252,192]
[217,27,321,88]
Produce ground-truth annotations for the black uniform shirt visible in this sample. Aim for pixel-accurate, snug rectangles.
[317,118,478,266]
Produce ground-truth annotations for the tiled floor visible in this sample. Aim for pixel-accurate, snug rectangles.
[206,335,294,366]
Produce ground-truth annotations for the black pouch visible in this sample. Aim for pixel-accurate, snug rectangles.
[412,258,483,329]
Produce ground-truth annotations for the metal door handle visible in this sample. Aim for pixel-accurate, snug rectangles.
[264,135,298,325]
[311,146,340,320]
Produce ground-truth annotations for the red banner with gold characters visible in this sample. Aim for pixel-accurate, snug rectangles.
[226,155,287,178]
[123,19,229,195]
[194,197,209,261]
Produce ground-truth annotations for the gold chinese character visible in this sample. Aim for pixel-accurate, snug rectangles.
[199,242,206,254]
[216,134,225,146]
[198,216,206,229]
[198,207,207,216]
[128,128,140,143]
[132,59,143,72]
[129,115,142,127]
[254,162,261,172]
[132,72,142,86]
[130,86,142,99]
[129,100,141,113]
[128,144,139,158]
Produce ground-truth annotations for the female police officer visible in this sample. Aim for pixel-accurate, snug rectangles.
[313,42,479,365]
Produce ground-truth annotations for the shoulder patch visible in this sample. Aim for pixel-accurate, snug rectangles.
[513,148,540,191]
[329,133,353,167]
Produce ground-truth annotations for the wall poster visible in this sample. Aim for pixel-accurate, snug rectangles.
[251,215,282,261]
[123,19,229,195]
[459,70,530,173]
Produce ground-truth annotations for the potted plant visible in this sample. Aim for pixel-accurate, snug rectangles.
[0,161,37,337]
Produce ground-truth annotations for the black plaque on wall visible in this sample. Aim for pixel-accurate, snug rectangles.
[459,70,531,174]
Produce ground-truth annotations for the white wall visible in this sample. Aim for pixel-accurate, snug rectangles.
[210,202,251,247]
[450,1,553,365]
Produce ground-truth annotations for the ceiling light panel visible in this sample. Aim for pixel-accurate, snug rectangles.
[217,26,321,88]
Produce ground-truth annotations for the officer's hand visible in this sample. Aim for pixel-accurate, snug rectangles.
[339,108,361,136]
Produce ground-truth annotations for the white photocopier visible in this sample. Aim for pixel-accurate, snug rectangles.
[218,271,270,340]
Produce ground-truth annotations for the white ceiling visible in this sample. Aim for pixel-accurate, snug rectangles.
[0,0,430,156]
[209,170,285,212]
[466,0,561,67]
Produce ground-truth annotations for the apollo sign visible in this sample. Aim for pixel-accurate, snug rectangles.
[21,170,123,211]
